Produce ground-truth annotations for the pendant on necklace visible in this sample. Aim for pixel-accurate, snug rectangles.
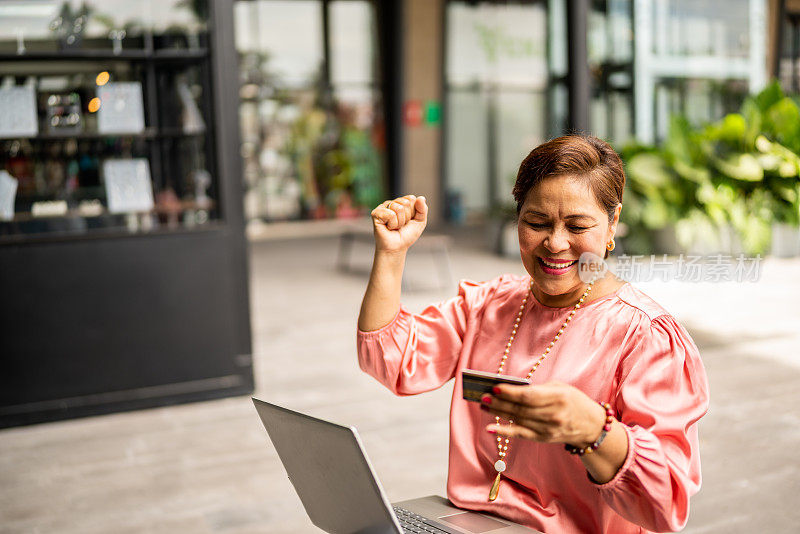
[488,460,506,501]
[488,472,502,501]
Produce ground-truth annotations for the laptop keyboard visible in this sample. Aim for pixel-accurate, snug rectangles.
[393,506,456,534]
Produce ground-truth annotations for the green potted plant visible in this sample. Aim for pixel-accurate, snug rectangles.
[619,81,800,256]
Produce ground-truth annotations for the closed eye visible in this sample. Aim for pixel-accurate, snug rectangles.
[525,222,590,232]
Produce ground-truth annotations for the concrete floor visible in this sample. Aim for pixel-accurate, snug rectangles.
[1,232,799,533]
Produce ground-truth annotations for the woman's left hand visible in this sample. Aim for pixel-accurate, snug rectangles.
[481,381,607,448]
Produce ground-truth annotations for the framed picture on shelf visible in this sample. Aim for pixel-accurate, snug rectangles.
[0,170,18,220]
[44,92,83,134]
[0,85,38,139]
[97,82,145,135]
[103,158,154,214]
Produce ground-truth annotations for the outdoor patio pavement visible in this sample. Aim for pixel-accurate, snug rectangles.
[1,229,799,533]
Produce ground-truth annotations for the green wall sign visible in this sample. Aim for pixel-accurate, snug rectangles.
[425,100,441,126]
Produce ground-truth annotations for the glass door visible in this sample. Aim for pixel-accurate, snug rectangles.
[444,0,550,217]
[234,0,385,225]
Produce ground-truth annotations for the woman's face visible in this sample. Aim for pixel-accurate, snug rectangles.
[518,175,620,306]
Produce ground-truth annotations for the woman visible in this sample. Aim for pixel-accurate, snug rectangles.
[357,135,709,533]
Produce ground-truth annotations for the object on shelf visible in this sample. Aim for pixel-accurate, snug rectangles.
[0,170,18,220]
[192,169,212,209]
[108,29,126,56]
[155,187,182,228]
[0,85,38,138]
[185,208,209,226]
[77,199,104,217]
[31,200,68,217]
[103,158,154,214]
[50,3,89,50]
[178,81,205,134]
[45,92,83,134]
[16,29,25,55]
[97,82,145,134]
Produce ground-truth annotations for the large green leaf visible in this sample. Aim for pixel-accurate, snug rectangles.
[673,159,710,183]
[710,153,764,182]
[753,80,785,113]
[704,113,746,145]
[626,153,674,188]
[775,183,799,203]
[755,135,800,176]
[641,196,671,228]
[664,115,696,163]
[765,97,800,150]
[696,183,736,226]
[756,153,781,172]
[741,98,764,145]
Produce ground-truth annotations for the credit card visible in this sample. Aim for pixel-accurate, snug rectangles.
[461,369,530,402]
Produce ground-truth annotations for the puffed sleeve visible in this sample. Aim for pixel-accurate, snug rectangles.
[356,278,500,396]
[596,314,709,533]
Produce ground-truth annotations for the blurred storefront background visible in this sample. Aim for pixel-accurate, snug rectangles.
[2,5,799,531]
[2,0,793,235]
[2,0,799,425]
[231,0,797,248]
[234,0,386,223]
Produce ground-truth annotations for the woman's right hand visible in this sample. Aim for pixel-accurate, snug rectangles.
[371,195,428,253]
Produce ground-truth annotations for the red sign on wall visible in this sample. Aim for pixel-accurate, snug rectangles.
[403,100,423,127]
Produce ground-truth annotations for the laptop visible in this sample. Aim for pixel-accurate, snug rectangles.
[252,398,541,534]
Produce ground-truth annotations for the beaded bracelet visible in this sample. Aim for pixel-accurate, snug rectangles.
[564,402,614,456]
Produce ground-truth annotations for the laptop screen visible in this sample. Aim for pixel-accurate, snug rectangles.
[253,398,400,534]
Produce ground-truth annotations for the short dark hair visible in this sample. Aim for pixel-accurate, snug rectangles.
[512,135,625,221]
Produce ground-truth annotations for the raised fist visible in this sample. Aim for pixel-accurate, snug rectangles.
[371,195,428,253]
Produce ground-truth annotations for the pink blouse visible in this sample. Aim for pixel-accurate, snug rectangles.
[357,274,709,533]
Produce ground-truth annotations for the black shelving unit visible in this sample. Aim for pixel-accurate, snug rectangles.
[0,49,209,62]
[0,0,253,428]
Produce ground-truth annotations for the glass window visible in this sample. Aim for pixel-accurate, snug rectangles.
[653,78,748,138]
[650,0,749,58]
[587,0,763,144]
[0,0,208,54]
[446,90,488,212]
[0,1,218,241]
[330,1,374,85]
[235,0,385,224]
[447,3,548,88]
[235,1,323,89]
[445,0,549,217]
[495,90,546,200]
[587,0,634,144]
[633,0,766,142]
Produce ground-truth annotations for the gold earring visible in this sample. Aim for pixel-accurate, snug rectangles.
[606,238,615,251]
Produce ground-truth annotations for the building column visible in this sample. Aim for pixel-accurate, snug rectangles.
[377,0,403,203]
[402,0,444,226]
[567,0,591,133]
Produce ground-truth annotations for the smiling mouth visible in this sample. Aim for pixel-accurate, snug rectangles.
[538,258,578,271]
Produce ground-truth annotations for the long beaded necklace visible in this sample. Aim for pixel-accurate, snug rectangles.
[487,277,595,502]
